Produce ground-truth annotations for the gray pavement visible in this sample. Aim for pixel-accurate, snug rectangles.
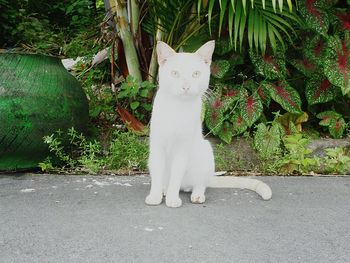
[0,174,349,263]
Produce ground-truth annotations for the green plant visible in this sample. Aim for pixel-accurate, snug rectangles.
[42,127,105,174]
[252,116,285,173]
[316,111,348,139]
[40,128,150,174]
[203,0,350,143]
[279,133,319,174]
[214,143,239,171]
[107,131,149,171]
[197,0,301,53]
[253,121,282,155]
[323,147,350,174]
[117,76,156,122]
[38,157,54,172]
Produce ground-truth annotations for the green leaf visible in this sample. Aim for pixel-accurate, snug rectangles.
[257,84,271,106]
[208,0,216,35]
[316,111,342,126]
[289,59,317,77]
[248,5,255,49]
[262,80,302,113]
[254,122,282,159]
[299,0,329,36]
[231,112,248,135]
[205,95,226,135]
[228,2,234,45]
[305,76,338,105]
[211,60,232,78]
[239,91,263,127]
[219,0,228,36]
[217,121,233,143]
[234,0,243,51]
[249,49,287,80]
[130,101,140,110]
[323,36,350,95]
[215,38,234,55]
[329,118,346,138]
[268,24,277,53]
[142,103,152,111]
[140,89,149,98]
[303,35,326,68]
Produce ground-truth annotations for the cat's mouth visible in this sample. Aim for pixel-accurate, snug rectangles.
[180,92,194,98]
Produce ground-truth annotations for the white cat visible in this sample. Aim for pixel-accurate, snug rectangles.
[145,41,272,208]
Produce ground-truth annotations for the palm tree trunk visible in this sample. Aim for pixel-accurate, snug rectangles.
[105,0,142,81]
[129,0,140,37]
[147,22,162,83]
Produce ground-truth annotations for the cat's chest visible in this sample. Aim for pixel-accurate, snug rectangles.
[151,95,201,138]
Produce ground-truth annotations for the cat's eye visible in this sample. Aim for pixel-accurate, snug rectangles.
[171,70,180,78]
[192,71,201,78]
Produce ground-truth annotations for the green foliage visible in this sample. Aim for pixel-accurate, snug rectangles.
[197,0,300,54]
[64,0,98,32]
[1,0,104,56]
[299,0,330,36]
[40,128,149,174]
[203,0,350,142]
[323,35,350,96]
[253,119,284,173]
[305,76,338,105]
[249,50,287,79]
[279,133,319,174]
[253,122,283,160]
[38,157,54,173]
[323,148,350,174]
[239,91,263,127]
[107,131,149,171]
[316,111,347,138]
[42,127,105,173]
[144,0,206,49]
[211,60,232,79]
[117,76,156,122]
[253,125,350,175]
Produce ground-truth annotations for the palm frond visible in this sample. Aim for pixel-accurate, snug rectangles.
[197,0,301,54]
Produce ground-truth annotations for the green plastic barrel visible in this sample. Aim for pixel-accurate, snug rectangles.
[0,53,89,170]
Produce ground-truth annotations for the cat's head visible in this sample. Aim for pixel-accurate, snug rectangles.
[157,41,215,99]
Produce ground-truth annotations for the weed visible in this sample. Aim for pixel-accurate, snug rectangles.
[107,131,149,172]
[323,148,350,174]
[279,134,319,175]
[42,127,104,174]
[40,128,149,174]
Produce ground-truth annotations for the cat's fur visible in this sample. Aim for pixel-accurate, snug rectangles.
[145,41,272,208]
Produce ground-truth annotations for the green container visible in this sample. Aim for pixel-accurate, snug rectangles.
[0,53,89,170]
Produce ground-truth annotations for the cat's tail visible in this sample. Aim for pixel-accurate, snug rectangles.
[209,176,272,200]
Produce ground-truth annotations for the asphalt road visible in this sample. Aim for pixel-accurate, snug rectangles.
[0,174,349,263]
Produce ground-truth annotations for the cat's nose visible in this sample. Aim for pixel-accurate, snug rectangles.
[182,83,190,91]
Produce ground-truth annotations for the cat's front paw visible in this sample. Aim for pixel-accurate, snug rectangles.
[145,194,163,206]
[165,196,182,208]
[191,193,206,204]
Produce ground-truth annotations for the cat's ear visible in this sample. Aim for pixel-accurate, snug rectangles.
[195,40,215,64]
[157,41,176,66]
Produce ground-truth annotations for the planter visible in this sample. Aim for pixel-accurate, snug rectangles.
[0,53,89,170]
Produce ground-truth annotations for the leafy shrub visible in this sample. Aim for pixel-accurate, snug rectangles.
[41,127,105,174]
[40,128,149,174]
[204,1,350,142]
[117,76,156,123]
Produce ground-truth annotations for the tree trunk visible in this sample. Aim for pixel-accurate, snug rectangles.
[105,0,142,81]
[147,24,162,83]
[129,0,140,37]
